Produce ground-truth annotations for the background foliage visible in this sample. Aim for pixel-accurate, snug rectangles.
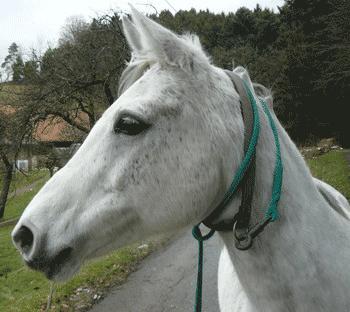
[1,0,350,149]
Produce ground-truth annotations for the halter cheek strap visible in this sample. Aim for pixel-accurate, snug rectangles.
[195,71,283,250]
[191,72,283,312]
[203,71,259,250]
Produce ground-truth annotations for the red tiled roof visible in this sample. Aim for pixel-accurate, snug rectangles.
[0,105,89,143]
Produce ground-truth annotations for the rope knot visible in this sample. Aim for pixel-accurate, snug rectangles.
[192,225,215,242]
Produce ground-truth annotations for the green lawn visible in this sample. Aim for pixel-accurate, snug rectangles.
[1,224,169,311]
[306,150,350,199]
[0,174,50,223]
[1,169,49,198]
[0,171,170,311]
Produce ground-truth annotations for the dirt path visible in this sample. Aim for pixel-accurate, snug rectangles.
[7,172,50,198]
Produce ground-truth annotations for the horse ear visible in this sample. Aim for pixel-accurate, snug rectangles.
[122,15,143,54]
[125,4,210,73]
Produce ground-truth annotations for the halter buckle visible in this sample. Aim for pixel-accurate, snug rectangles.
[233,221,253,250]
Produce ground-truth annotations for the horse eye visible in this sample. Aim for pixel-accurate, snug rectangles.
[114,116,151,136]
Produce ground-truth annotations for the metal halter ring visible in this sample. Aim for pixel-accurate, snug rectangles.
[233,220,253,251]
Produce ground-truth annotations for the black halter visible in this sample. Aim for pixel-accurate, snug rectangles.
[192,71,283,312]
[198,71,275,250]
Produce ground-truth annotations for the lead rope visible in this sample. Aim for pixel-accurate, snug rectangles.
[191,76,283,311]
[192,225,215,312]
[47,281,55,310]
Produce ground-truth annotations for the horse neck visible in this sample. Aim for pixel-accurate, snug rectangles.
[218,105,350,310]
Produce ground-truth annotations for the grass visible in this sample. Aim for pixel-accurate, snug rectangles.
[0,171,171,311]
[0,84,26,104]
[0,171,50,223]
[299,137,350,200]
[0,137,349,311]
[307,151,350,198]
[4,169,49,196]
[1,224,170,311]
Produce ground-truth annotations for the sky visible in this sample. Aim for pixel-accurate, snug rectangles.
[0,0,285,78]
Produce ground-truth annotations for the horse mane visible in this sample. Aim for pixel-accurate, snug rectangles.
[232,65,274,112]
[252,82,274,111]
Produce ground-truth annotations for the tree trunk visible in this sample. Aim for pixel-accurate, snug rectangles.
[104,81,114,105]
[0,154,13,219]
[27,143,32,172]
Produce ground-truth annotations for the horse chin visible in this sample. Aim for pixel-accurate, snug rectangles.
[24,245,83,283]
[48,264,82,282]
[46,258,83,283]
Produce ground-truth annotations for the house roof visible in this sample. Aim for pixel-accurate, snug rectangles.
[0,105,89,143]
[33,114,89,142]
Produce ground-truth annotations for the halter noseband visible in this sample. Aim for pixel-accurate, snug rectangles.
[195,71,283,250]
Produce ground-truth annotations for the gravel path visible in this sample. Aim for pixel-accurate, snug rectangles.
[1,151,350,309]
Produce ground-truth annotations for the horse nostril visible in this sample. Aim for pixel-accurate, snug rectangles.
[13,226,34,254]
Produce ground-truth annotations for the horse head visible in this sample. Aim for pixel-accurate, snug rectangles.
[12,6,248,282]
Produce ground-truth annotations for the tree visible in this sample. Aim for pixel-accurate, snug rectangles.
[12,56,24,82]
[58,15,89,46]
[22,60,38,82]
[1,43,21,81]
[37,148,63,177]
[0,87,38,219]
[274,0,350,147]
[23,11,129,134]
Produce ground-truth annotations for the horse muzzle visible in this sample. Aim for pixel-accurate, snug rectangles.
[12,221,74,280]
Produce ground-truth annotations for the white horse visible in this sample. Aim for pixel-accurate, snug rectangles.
[12,6,350,312]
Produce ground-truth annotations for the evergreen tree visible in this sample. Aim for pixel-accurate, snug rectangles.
[276,0,350,147]
[22,60,38,82]
[1,43,20,81]
[12,56,24,82]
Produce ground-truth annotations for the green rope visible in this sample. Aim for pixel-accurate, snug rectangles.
[191,79,283,312]
[259,99,283,222]
[192,226,215,312]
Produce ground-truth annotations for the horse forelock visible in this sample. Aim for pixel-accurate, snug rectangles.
[12,8,350,311]
[118,47,212,99]
[118,59,151,97]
